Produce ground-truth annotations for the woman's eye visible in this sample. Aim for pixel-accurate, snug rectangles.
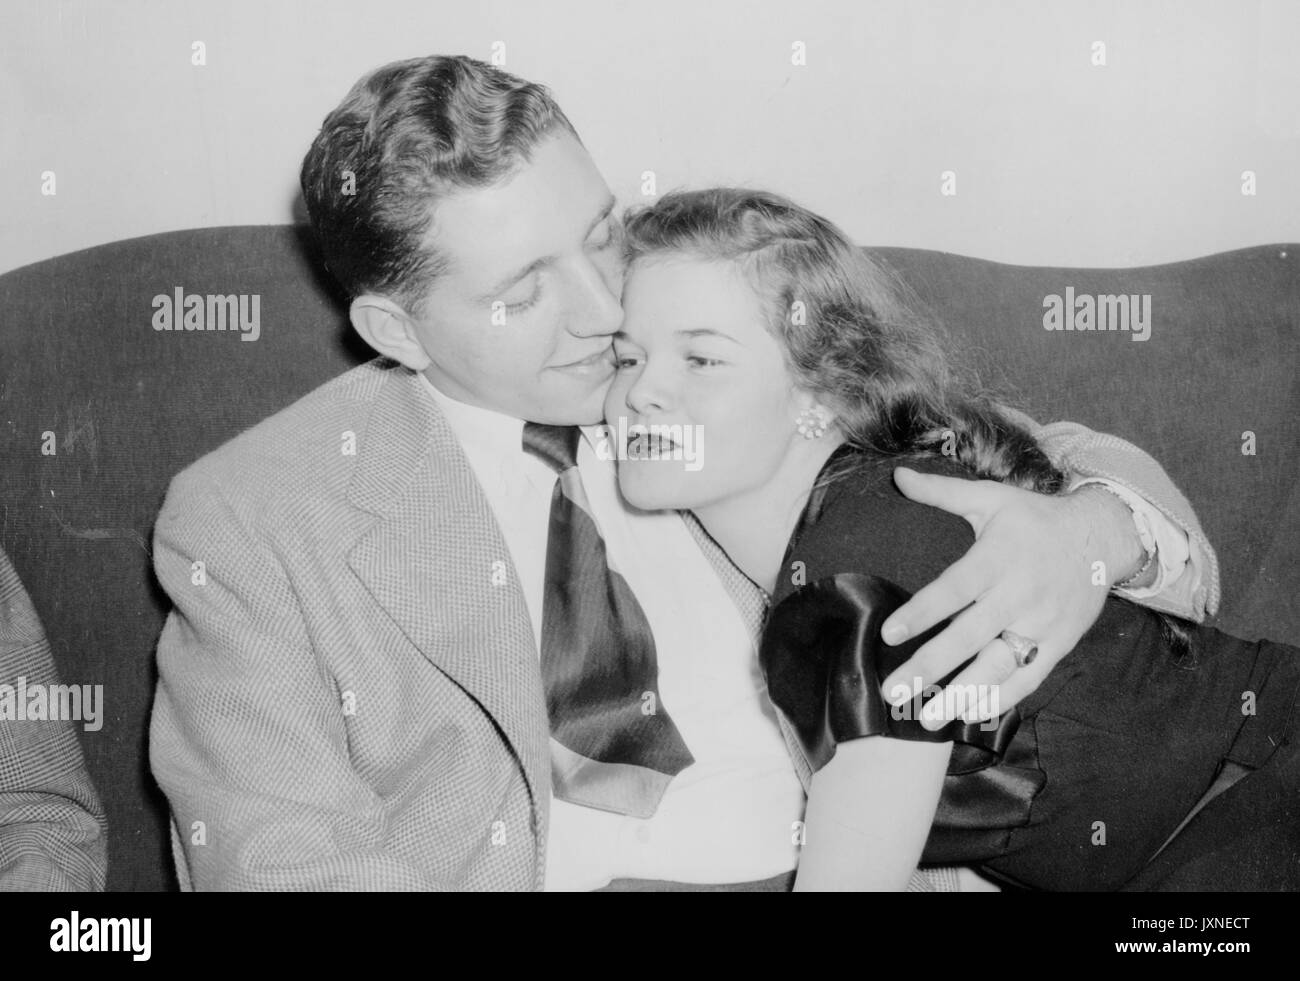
[687,355,724,368]
[614,354,642,369]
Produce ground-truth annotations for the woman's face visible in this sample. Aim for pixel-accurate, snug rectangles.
[604,256,809,512]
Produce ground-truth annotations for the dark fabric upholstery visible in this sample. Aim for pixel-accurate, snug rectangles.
[1,226,1295,890]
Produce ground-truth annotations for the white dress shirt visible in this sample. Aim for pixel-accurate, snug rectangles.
[420,375,806,890]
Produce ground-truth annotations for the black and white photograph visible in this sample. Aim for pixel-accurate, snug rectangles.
[1,0,1297,955]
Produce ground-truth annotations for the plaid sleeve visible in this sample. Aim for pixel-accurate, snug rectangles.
[909,866,962,892]
[0,547,108,891]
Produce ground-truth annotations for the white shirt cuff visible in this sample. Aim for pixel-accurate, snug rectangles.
[1067,476,1192,599]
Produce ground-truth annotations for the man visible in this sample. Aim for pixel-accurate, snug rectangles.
[0,547,107,890]
[149,55,1216,891]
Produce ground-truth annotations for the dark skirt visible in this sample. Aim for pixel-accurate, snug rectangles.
[948,606,1300,891]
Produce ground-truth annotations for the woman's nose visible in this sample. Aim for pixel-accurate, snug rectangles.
[625,364,672,415]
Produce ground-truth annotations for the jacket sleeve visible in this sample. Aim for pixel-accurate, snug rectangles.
[998,406,1220,622]
[0,548,108,891]
[149,471,444,891]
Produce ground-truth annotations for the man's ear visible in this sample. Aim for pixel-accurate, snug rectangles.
[349,294,431,371]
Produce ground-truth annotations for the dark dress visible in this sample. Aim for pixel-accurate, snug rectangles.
[760,447,1300,891]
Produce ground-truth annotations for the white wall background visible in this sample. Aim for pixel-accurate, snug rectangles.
[2,0,1298,275]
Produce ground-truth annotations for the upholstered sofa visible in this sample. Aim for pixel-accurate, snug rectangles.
[1,227,1296,890]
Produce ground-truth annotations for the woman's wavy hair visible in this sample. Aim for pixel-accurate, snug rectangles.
[621,187,1065,494]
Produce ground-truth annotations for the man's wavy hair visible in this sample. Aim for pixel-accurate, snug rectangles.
[622,187,1065,494]
[300,55,577,313]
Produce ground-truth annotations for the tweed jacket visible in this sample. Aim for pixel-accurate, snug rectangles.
[0,547,108,891]
[149,358,1218,890]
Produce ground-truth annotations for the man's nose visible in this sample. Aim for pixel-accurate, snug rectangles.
[568,255,624,338]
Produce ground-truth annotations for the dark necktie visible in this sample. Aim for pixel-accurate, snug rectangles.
[522,422,694,818]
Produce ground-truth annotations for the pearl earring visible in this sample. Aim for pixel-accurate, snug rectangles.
[795,405,832,439]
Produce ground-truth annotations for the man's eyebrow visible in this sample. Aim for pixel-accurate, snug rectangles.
[476,196,618,303]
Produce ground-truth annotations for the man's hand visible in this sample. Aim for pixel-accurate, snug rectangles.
[879,467,1144,728]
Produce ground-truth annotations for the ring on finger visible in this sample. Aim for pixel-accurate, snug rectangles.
[1000,630,1039,668]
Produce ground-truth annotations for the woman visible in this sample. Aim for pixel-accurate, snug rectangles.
[604,187,1300,891]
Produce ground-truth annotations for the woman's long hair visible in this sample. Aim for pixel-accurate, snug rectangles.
[622,187,1193,654]
[621,187,1064,494]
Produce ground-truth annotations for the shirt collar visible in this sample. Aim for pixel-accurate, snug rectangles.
[418,371,525,461]
[417,371,606,461]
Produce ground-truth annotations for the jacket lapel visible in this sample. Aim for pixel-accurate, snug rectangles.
[345,366,550,834]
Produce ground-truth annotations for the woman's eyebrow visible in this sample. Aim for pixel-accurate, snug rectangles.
[674,328,741,343]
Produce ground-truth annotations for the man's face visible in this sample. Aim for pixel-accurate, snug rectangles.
[407,132,624,424]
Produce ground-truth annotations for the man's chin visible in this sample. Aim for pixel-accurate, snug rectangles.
[526,376,611,426]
